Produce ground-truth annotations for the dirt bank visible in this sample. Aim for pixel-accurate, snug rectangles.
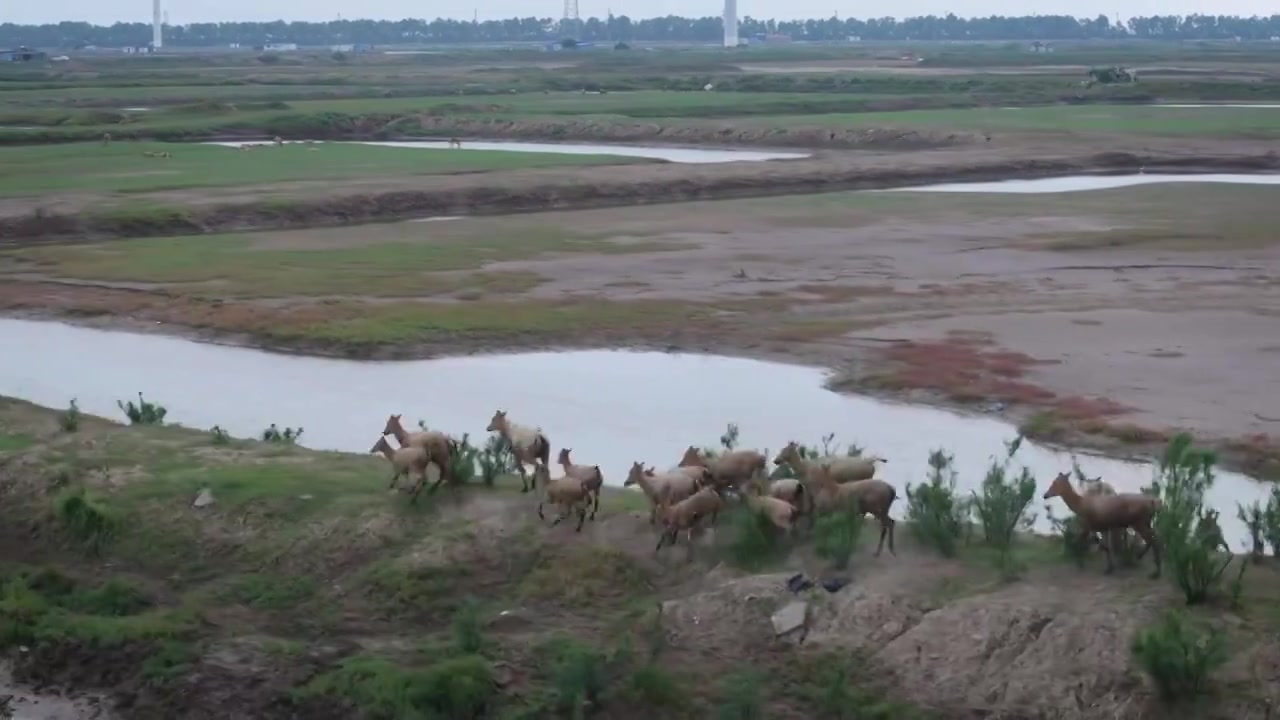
[4,146,1279,244]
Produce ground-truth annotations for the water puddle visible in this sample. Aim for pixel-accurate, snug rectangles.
[894,173,1280,194]
[0,317,1266,548]
[0,661,113,719]
[202,140,809,164]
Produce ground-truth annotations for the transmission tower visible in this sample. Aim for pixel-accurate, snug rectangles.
[562,0,581,37]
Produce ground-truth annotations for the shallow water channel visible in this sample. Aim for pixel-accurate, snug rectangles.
[0,318,1268,548]
[204,139,809,164]
[894,172,1280,194]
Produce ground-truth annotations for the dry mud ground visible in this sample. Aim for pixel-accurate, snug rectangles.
[3,177,1279,478]
[1,399,1279,720]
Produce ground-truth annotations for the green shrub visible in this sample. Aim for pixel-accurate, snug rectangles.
[715,670,764,720]
[1152,434,1231,603]
[303,654,494,719]
[1238,500,1265,560]
[118,392,166,426]
[451,598,485,654]
[905,449,967,557]
[624,663,689,709]
[544,637,609,715]
[723,506,785,570]
[971,436,1037,578]
[59,398,81,433]
[261,423,303,444]
[814,499,863,570]
[54,487,119,553]
[1132,611,1228,702]
[141,640,199,685]
[1263,487,1280,556]
[210,425,231,445]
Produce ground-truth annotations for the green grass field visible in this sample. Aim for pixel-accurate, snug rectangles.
[739,103,1280,136]
[7,223,690,298]
[0,142,649,196]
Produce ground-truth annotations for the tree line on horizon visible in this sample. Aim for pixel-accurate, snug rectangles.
[3,14,1280,49]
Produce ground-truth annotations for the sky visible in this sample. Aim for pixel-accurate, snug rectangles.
[6,0,1257,27]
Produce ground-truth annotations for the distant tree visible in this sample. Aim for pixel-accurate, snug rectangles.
[4,14,1280,47]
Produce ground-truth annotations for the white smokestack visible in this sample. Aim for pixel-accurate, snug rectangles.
[723,0,738,47]
[152,0,163,49]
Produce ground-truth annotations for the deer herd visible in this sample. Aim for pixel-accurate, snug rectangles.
[371,410,1170,570]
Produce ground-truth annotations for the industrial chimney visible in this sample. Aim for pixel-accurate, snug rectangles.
[723,0,738,47]
[152,0,163,49]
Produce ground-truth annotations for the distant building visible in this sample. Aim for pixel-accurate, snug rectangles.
[262,42,298,52]
[0,47,47,62]
[1029,41,1054,53]
[122,46,154,55]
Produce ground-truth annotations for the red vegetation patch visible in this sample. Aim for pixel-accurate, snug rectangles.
[880,336,1058,405]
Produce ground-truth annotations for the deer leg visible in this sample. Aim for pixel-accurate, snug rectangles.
[887,515,897,556]
[550,508,565,526]
[426,462,447,495]
[409,471,428,504]
[537,500,546,521]
[654,529,669,554]
[575,505,586,532]
[388,471,401,490]
[517,463,530,493]
[1134,524,1161,579]
[591,489,600,520]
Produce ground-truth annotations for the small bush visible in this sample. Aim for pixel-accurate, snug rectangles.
[1263,487,1280,556]
[59,398,81,432]
[971,436,1037,578]
[1238,500,1265,561]
[624,663,689,709]
[544,637,609,714]
[715,670,764,720]
[261,424,303,444]
[54,487,119,553]
[1132,611,1228,703]
[118,392,166,426]
[210,425,231,445]
[303,654,494,719]
[723,506,785,570]
[451,598,485,654]
[64,578,151,616]
[814,499,863,570]
[476,435,515,486]
[141,640,198,685]
[1152,434,1231,603]
[906,449,967,557]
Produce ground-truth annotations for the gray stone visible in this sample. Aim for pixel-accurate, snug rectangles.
[192,488,215,508]
[771,600,808,637]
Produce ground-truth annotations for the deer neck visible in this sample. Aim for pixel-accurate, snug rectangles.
[1058,484,1085,515]
[377,445,395,462]
[388,422,411,446]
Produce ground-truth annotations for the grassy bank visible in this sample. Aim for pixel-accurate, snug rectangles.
[4,147,1278,244]
[0,395,1277,718]
[0,142,651,197]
